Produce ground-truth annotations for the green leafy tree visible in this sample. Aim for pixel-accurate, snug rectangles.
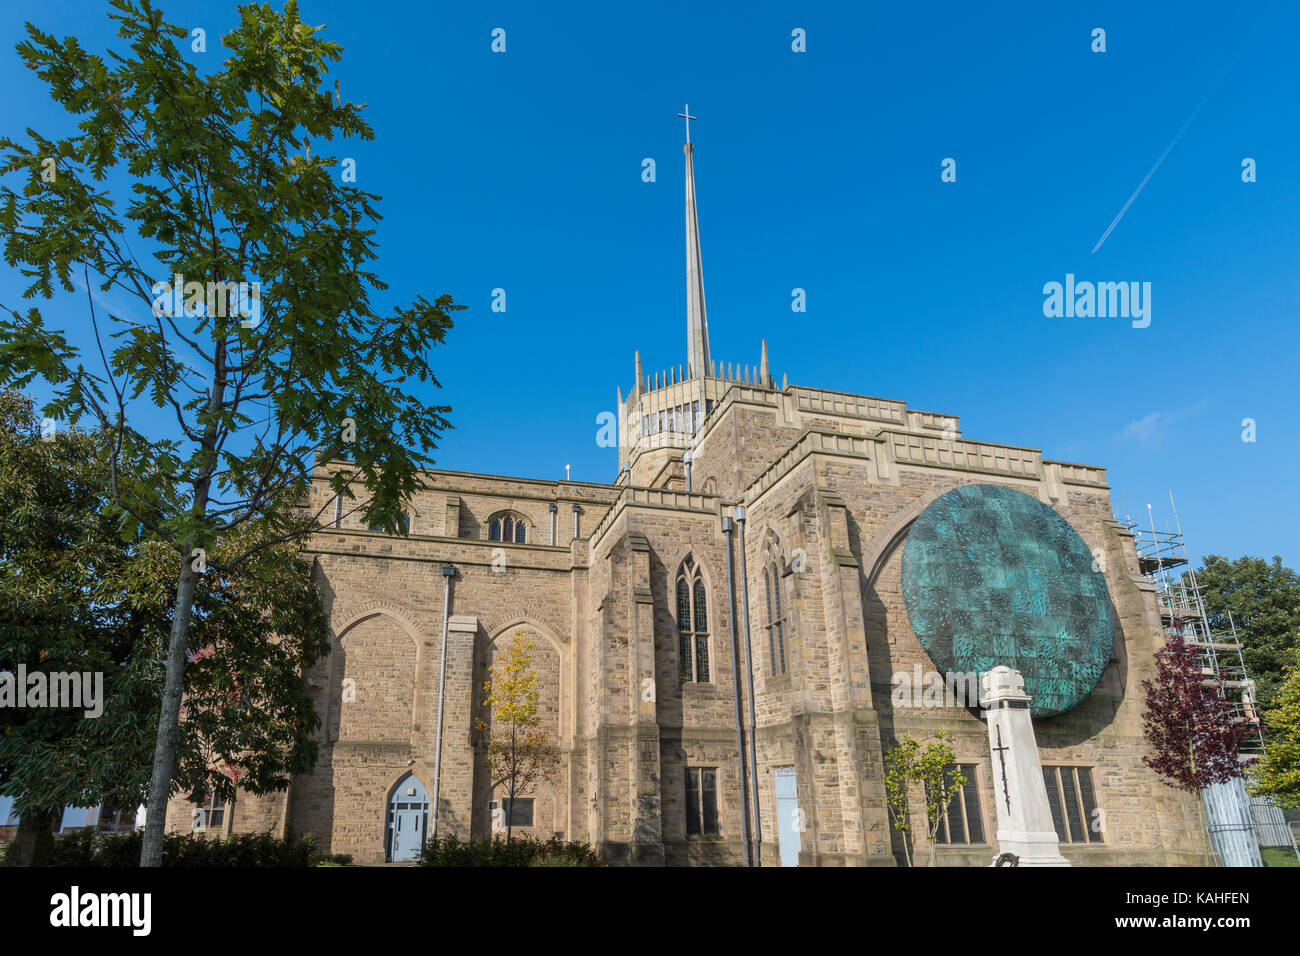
[0,391,330,865]
[883,735,918,867]
[917,733,963,868]
[1248,649,1300,810]
[0,0,460,865]
[475,633,554,843]
[1193,555,1300,710]
[0,389,152,864]
[883,731,964,867]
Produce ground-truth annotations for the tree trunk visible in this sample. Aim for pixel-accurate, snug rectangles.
[1196,790,1216,867]
[506,780,514,844]
[139,554,201,867]
[10,808,57,867]
[1190,737,1215,867]
[138,315,224,868]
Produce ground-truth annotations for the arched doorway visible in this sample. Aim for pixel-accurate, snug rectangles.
[386,775,429,863]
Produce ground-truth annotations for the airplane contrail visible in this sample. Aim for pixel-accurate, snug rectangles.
[1090,23,1262,254]
[1090,107,1204,254]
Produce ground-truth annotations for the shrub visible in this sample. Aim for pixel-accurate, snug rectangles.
[420,834,601,867]
[309,848,353,867]
[42,828,320,866]
[0,842,10,867]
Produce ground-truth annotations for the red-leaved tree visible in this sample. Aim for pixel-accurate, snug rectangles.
[1141,633,1256,863]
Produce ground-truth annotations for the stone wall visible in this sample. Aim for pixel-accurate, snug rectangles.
[164,384,1211,866]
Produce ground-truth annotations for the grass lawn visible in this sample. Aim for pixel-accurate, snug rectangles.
[1261,846,1300,867]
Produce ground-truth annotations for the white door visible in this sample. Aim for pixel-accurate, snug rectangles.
[774,767,801,867]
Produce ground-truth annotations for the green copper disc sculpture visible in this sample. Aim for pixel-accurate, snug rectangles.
[900,484,1115,717]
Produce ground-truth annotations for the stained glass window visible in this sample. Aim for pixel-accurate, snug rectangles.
[764,551,789,677]
[488,512,526,544]
[677,559,710,683]
[677,577,693,683]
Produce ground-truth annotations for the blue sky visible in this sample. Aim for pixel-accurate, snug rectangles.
[0,0,1295,568]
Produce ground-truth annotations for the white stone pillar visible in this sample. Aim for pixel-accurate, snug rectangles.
[980,666,1070,866]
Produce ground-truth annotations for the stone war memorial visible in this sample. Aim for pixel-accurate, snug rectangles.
[165,116,1210,866]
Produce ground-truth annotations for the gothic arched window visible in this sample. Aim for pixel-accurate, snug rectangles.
[677,557,710,683]
[763,539,788,676]
[488,512,527,544]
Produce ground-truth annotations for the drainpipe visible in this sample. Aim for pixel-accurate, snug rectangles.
[431,562,456,838]
[722,516,752,867]
[684,451,693,492]
[735,505,762,866]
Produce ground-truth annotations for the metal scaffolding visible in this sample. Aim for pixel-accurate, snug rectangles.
[1122,493,1299,866]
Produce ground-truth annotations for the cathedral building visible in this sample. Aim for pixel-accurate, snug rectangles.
[166,124,1209,866]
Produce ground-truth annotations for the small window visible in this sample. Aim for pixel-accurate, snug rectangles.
[368,511,410,534]
[1043,766,1103,844]
[685,767,719,836]
[928,764,985,845]
[97,806,134,833]
[195,790,226,831]
[501,798,533,828]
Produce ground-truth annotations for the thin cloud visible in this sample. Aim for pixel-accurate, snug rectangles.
[1119,400,1209,448]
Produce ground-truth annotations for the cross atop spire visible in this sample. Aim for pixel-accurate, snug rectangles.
[677,104,697,144]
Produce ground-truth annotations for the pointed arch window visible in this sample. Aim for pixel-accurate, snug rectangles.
[763,542,788,676]
[488,512,527,544]
[677,557,710,683]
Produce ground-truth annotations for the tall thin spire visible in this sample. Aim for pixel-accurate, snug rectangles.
[680,104,711,380]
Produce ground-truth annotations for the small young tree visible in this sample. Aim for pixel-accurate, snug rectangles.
[883,731,964,867]
[1247,647,1300,810]
[1141,633,1256,864]
[883,735,919,867]
[476,632,554,842]
[0,1,461,865]
[919,737,964,868]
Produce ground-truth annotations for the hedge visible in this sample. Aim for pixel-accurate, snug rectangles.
[420,834,602,867]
